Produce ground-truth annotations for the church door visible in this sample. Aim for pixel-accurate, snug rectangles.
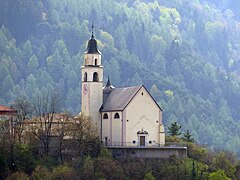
[140,136,145,146]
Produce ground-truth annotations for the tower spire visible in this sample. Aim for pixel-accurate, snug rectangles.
[85,23,101,54]
[91,23,94,38]
[106,76,112,87]
[103,76,115,90]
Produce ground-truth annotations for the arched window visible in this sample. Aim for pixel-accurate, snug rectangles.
[95,58,98,66]
[93,72,99,82]
[103,113,108,119]
[114,113,120,119]
[84,72,87,82]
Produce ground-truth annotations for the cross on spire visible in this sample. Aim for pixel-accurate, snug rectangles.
[91,23,94,38]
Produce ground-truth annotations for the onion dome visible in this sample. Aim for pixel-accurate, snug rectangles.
[85,24,101,54]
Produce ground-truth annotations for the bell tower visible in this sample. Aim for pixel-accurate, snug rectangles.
[81,25,103,127]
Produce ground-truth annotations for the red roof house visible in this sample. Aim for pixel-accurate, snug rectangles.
[0,105,17,115]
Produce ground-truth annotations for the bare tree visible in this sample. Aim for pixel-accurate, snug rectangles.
[69,114,100,157]
[30,92,61,155]
[47,113,100,162]
[54,113,71,163]
[12,96,32,143]
[0,120,13,174]
[0,120,10,153]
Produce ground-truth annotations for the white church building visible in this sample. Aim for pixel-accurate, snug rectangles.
[81,29,165,147]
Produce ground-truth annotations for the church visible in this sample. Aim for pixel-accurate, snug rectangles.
[81,29,165,147]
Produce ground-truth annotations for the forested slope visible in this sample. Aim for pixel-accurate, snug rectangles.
[1,0,240,154]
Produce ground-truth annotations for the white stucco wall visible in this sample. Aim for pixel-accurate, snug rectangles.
[125,87,161,146]
[111,111,122,145]
[84,54,101,66]
[81,82,102,126]
[81,66,103,128]
[81,66,103,82]
[102,112,110,143]
[101,111,122,146]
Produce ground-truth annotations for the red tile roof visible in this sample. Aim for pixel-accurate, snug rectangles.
[0,105,16,112]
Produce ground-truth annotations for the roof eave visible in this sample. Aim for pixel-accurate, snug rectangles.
[85,50,102,55]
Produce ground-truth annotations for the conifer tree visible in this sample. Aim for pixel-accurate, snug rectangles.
[168,122,181,137]
[182,130,195,143]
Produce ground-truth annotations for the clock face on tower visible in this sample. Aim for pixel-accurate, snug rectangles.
[83,84,88,95]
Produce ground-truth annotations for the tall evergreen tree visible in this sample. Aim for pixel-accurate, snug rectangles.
[168,122,181,137]
[182,130,195,142]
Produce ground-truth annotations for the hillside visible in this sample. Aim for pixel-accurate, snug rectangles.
[1,0,240,155]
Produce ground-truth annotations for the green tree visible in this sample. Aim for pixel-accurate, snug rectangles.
[95,157,124,179]
[0,120,11,179]
[104,58,121,86]
[144,171,156,180]
[211,152,236,179]
[0,26,8,52]
[208,170,231,180]
[13,144,36,174]
[150,84,161,102]
[31,165,51,180]
[152,53,166,76]
[168,122,181,137]
[46,48,64,81]
[131,72,143,86]
[182,130,195,143]
[81,156,95,179]
[114,24,127,49]
[25,74,37,99]
[51,164,75,180]
[0,61,10,83]
[6,171,29,180]
[27,55,39,74]
[22,40,33,60]
[1,75,14,98]
[67,71,78,90]
[100,30,115,48]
